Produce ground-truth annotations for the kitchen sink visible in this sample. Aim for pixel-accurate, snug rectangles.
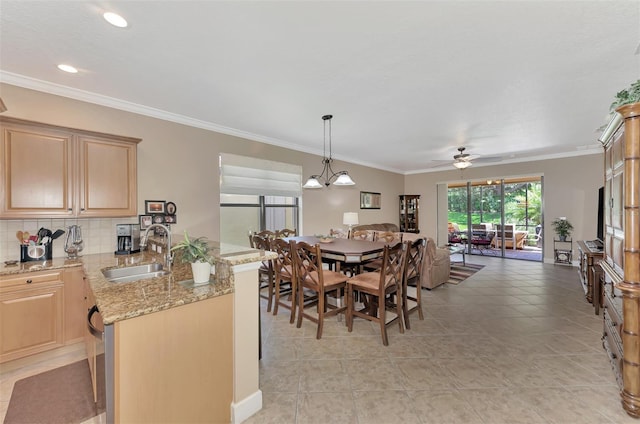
[102,263,169,283]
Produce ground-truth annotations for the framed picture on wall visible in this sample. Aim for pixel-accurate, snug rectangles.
[164,215,177,224]
[360,191,381,209]
[145,200,166,214]
[139,215,152,230]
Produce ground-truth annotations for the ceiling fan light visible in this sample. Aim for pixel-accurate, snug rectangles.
[103,12,128,28]
[303,177,323,188]
[453,160,472,169]
[333,172,355,186]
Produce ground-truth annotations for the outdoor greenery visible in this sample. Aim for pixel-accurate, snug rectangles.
[448,181,542,234]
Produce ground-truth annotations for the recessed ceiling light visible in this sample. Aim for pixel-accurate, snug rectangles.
[57,64,78,73]
[103,12,128,28]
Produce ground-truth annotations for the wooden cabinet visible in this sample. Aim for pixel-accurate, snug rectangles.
[599,102,640,417]
[0,270,65,362]
[0,266,88,363]
[576,240,604,305]
[64,267,86,343]
[0,117,140,218]
[113,294,233,423]
[399,195,419,233]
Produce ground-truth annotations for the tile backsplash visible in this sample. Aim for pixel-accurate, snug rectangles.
[0,217,138,263]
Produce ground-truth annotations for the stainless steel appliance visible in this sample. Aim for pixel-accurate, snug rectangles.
[115,224,140,255]
[88,306,113,423]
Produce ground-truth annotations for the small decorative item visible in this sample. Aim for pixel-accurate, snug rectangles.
[360,191,381,209]
[552,217,573,242]
[170,231,214,285]
[145,200,166,214]
[139,215,152,230]
[166,201,177,215]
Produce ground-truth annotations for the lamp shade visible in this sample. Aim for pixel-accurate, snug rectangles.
[333,172,355,186]
[343,212,359,226]
[302,177,323,188]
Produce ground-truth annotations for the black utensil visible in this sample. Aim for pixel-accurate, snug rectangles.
[51,229,65,240]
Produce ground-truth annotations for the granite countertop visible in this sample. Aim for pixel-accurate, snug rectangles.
[0,241,276,325]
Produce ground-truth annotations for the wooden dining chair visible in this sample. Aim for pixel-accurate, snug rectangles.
[252,234,275,312]
[351,229,375,241]
[346,242,406,346]
[329,228,349,239]
[275,228,297,238]
[271,238,296,323]
[375,231,402,244]
[401,238,426,329]
[291,240,349,339]
[255,230,277,241]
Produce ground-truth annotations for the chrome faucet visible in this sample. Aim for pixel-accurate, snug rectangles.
[140,224,173,272]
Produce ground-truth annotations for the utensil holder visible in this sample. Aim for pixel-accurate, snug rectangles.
[20,243,53,262]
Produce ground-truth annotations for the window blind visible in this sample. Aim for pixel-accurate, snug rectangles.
[219,153,302,197]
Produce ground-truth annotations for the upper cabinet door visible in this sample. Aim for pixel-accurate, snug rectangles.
[78,135,137,217]
[0,122,75,217]
[0,117,140,218]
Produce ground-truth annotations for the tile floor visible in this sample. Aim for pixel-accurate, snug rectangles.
[0,255,635,424]
[247,255,637,424]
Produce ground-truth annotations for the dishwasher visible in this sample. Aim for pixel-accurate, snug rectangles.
[87,305,114,423]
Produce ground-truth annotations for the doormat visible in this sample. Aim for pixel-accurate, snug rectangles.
[446,263,485,285]
[4,359,103,424]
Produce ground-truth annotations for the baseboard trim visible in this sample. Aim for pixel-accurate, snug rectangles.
[231,390,262,424]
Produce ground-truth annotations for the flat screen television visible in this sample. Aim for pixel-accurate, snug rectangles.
[597,186,604,242]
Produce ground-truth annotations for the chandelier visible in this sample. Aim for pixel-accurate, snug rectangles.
[302,115,355,188]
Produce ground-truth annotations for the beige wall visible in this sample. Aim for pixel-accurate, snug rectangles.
[0,83,403,259]
[404,154,604,262]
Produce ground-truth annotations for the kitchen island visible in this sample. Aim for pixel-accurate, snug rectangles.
[0,242,274,424]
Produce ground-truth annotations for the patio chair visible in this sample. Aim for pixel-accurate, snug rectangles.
[470,230,495,255]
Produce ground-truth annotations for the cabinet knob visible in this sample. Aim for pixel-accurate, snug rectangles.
[26,279,32,284]
[68,208,73,211]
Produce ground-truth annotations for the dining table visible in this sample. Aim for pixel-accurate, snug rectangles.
[284,236,388,273]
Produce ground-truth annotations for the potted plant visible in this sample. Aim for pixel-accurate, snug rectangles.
[610,79,640,111]
[551,217,573,242]
[170,231,213,285]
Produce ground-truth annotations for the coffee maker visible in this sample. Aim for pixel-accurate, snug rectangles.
[115,224,140,255]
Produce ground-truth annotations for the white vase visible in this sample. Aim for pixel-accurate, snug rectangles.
[191,261,211,285]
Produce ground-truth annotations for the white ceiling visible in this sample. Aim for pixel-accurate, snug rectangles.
[1,1,639,174]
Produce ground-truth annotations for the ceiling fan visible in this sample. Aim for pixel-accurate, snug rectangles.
[451,146,503,169]
[453,147,473,169]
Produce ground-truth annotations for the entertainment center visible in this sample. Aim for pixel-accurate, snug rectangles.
[598,102,640,417]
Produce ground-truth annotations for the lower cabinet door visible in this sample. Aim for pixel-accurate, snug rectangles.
[0,284,64,362]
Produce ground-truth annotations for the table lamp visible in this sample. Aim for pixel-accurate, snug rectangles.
[343,212,359,237]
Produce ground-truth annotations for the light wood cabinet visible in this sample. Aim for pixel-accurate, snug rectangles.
[0,266,89,363]
[0,117,140,218]
[64,267,86,343]
[0,270,65,362]
[114,294,233,423]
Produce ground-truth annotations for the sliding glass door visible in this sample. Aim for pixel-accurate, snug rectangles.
[447,177,543,261]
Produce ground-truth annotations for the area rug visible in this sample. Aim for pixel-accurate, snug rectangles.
[446,263,485,285]
[4,359,102,424]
